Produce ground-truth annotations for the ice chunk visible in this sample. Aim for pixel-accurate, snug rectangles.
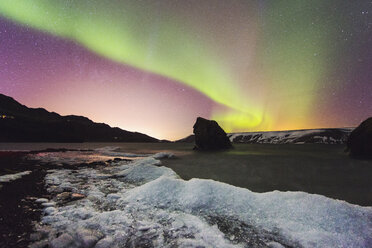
[50,233,74,248]
[124,177,372,247]
[267,241,285,248]
[151,152,174,159]
[94,237,113,248]
[44,207,57,215]
[115,157,178,183]
[36,198,49,203]
[95,146,147,158]
[42,202,56,207]
[75,229,101,247]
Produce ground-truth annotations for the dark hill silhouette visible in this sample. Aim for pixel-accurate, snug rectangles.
[0,94,158,143]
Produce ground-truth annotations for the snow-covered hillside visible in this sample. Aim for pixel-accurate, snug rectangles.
[229,128,353,144]
[29,147,371,248]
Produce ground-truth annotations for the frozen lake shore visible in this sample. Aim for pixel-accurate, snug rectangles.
[24,147,372,247]
[0,144,371,247]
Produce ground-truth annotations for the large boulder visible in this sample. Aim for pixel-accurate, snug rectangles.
[193,117,232,151]
[347,117,372,158]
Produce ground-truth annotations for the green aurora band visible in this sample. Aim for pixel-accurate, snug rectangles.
[0,0,343,132]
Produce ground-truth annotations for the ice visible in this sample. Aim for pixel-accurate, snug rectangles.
[44,207,57,215]
[0,170,32,183]
[31,148,372,248]
[114,157,178,183]
[94,237,113,248]
[124,177,372,247]
[42,202,56,207]
[267,241,285,248]
[151,152,175,159]
[95,146,148,158]
[50,233,74,248]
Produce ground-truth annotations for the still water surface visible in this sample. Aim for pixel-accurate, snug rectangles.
[1,142,371,206]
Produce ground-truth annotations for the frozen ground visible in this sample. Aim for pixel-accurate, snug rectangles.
[29,147,372,248]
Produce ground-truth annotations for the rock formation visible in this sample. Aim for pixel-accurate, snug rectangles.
[347,117,372,158]
[193,117,232,151]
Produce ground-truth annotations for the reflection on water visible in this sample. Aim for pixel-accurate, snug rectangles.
[1,142,371,206]
[29,151,146,165]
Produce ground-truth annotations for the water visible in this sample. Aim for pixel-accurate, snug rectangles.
[1,142,371,206]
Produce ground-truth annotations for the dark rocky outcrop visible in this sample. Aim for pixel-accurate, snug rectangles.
[193,117,232,151]
[347,117,372,158]
[0,94,158,143]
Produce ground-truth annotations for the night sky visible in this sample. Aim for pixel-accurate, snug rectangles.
[0,1,371,140]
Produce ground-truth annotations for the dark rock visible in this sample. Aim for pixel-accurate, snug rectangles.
[347,117,372,158]
[71,193,85,200]
[55,192,85,204]
[193,117,232,151]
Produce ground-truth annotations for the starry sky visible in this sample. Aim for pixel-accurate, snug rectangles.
[0,1,371,140]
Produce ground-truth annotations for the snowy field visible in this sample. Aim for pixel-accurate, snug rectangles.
[229,128,353,144]
[27,147,372,248]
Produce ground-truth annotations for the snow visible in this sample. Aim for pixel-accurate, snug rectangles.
[0,170,32,183]
[42,202,56,207]
[35,198,49,203]
[229,128,353,144]
[31,149,372,248]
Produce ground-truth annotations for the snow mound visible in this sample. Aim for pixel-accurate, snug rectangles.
[32,148,372,248]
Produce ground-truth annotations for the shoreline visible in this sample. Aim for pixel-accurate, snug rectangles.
[0,147,371,247]
[0,152,47,247]
[0,150,129,247]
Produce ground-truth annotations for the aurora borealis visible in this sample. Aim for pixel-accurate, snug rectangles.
[0,1,371,140]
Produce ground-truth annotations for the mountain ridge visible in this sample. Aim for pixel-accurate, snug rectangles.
[0,93,158,143]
